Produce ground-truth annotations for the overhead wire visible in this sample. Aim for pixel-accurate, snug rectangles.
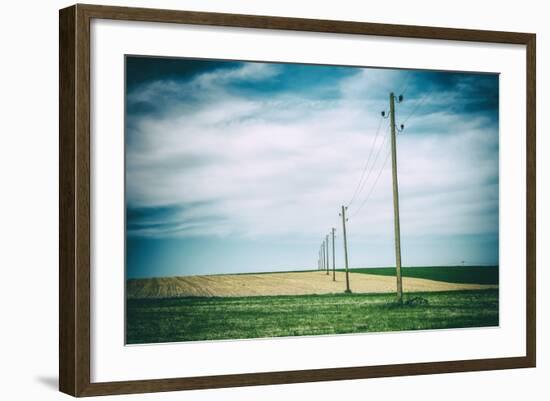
[350,145,392,218]
[350,92,423,219]
[345,87,423,221]
[350,122,391,207]
[397,72,412,97]
[346,115,386,207]
[402,95,429,125]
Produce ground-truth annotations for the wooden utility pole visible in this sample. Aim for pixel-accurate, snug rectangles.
[324,242,327,272]
[325,235,330,275]
[340,206,351,293]
[321,243,325,271]
[389,92,403,303]
[331,227,336,281]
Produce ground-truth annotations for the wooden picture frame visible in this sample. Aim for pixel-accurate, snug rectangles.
[59,3,536,397]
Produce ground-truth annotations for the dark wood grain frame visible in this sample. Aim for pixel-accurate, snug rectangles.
[59,3,536,397]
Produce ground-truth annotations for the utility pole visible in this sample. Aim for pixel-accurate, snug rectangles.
[321,243,325,271]
[319,245,323,270]
[331,227,336,281]
[389,92,403,303]
[340,206,351,293]
[325,235,330,275]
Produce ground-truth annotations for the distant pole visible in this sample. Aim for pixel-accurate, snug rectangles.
[331,227,336,281]
[322,243,325,271]
[389,92,403,303]
[340,206,351,293]
[325,235,330,275]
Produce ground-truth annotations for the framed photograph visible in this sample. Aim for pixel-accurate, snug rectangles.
[59,4,536,397]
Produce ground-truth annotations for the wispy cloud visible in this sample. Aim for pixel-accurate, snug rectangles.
[125,58,499,273]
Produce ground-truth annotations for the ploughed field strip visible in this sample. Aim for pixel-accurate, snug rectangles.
[127,271,498,299]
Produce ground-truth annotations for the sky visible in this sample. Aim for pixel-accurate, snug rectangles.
[125,56,499,279]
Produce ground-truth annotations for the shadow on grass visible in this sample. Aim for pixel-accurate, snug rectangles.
[383,296,430,309]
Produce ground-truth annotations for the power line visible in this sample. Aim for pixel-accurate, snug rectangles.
[347,116,385,207]
[397,72,412,97]
[349,99,406,218]
[350,146,391,218]
[335,91,408,301]
[402,95,429,125]
[354,123,390,199]
[350,123,391,207]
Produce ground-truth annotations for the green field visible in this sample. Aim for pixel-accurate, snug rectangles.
[126,289,499,344]
[345,265,499,285]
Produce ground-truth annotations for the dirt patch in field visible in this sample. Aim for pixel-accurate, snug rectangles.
[127,271,498,299]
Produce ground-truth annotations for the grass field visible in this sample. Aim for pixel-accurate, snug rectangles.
[126,289,499,344]
[346,265,499,285]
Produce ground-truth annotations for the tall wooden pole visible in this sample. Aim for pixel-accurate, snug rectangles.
[325,235,330,275]
[331,227,336,281]
[389,92,403,303]
[341,206,351,293]
[321,243,325,271]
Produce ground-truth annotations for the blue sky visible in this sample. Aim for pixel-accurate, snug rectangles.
[125,56,499,279]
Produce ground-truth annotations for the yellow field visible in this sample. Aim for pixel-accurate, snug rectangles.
[127,271,497,299]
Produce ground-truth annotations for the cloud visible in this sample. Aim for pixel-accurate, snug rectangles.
[194,62,279,86]
[125,60,499,259]
[127,62,279,107]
